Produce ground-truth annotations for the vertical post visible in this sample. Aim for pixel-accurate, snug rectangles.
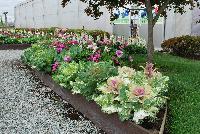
[163,16,167,40]
[3,12,8,27]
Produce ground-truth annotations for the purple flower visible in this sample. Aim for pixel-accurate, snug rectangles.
[64,56,72,62]
[116,50,123,58]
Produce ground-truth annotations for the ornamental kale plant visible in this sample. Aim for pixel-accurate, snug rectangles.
[70,62,118,100]
[52,62,82,88]
[94,64,169,124]
[22,43,56,73]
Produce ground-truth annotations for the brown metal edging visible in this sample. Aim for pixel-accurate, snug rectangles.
[0,44,31,50]
[159,105,168,134]
[28,66,169,134]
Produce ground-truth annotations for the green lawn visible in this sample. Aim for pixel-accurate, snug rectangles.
[132,53,200,134]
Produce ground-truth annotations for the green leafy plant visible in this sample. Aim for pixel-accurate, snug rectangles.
[52,62,81,88]
[22,41,56,73]
[71,62,118,99]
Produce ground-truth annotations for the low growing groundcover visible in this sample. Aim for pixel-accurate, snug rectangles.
[132,53,200,134]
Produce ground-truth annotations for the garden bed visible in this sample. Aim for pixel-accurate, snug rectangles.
[0,44,31,50]
[21,62,167,134]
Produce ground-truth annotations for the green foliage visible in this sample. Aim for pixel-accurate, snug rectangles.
[67,29,110,39]
[52,62,81,88]
[71,62,117,99]
[124,44,147,55]
[161,35,200,59]
[22,42,56,73]
[0,35,44,45]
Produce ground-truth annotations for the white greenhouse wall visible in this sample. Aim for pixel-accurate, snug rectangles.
[14,0,113,33]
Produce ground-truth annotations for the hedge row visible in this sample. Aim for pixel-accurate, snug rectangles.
[161,35,200,59]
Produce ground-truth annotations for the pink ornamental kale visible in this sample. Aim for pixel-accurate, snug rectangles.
[134,87,145,97]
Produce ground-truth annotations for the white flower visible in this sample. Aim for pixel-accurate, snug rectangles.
[104,46,110,52]
[133,110,149,124]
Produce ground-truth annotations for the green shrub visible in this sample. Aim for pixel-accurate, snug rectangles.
[161,35,200,58]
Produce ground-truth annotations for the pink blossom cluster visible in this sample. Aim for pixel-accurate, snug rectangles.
[67,40,79,45]
[88,52,101,62]
[52,61,59,72]
[52,41,66,53]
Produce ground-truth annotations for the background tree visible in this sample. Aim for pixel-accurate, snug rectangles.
[62,0,200,62]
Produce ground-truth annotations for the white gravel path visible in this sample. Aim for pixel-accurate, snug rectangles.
[0,50,103,134]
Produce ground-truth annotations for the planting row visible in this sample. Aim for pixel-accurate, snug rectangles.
[22,30,169,126]
[0,28,109,45]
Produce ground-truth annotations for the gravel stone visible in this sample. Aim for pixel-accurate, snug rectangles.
[0,50,104,134]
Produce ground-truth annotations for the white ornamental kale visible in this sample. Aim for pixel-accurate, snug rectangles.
[133,110,149,124]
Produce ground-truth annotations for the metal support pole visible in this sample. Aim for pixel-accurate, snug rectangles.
[3,12,8,27]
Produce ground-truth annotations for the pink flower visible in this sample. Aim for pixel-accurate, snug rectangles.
[119,45,125,50]
[83,35,89,41]
[124,41,129,47]
[52,62,59,72]
[64,56,72,62]
[88,52,101,62]
[59,43,65,49]
[116,50,123,58]
[134,87,145,97]
[56,48,63,53]
[70,40,79,45]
